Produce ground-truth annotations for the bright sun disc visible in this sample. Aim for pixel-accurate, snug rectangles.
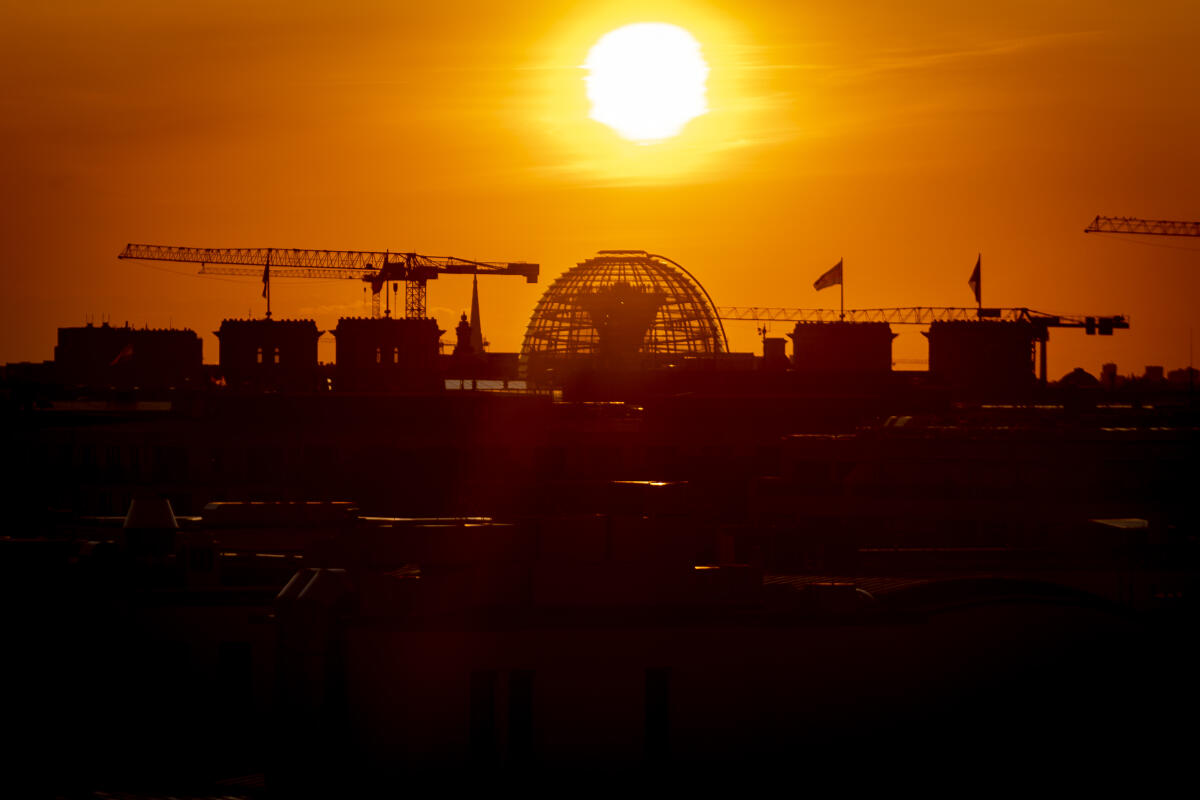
[584,23,709,144]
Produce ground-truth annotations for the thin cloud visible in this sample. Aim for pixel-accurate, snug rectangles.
[294,301,371,317]
[823,30,1107,82]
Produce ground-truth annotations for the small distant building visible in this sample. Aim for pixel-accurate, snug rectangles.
[1167,367,1198,387]
[760,337,789,371]
[447,312,485,379]
[1101,362,1120,389]
[789,322,894,375]
[332,317,444,392]
[452,313,475,359]
[443,279,523,383]
[215,318,324,391]
[54,323,202,389]
[926,320,1035,394]
[1058,367,1099,388]
[1142,365,1164,383]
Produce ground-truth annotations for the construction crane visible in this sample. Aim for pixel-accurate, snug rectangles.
[718,306,1130,382]
[118,244,539,319]
[1084,216,1200,237]
[718,306,1127,328]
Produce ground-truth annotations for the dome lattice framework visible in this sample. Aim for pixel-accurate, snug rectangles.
[521,251,728,378]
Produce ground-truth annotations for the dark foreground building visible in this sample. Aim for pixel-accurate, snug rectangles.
[4,385,1199,789]
[926,319,1037,396]
[2,337,1197,791]
[789,321,895,374]
[4,467,1194,792]
[332,317,443,392]
[216,318,324,391]
[53,322,203,390]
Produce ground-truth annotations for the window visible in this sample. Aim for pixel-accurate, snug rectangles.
[256,347,263,364]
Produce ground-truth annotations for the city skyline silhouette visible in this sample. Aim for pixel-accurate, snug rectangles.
[1,2,1197,795]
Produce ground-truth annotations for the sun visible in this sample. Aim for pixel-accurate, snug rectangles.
[583,23,709,144]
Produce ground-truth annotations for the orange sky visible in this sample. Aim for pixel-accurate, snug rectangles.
[2,0,1198,377]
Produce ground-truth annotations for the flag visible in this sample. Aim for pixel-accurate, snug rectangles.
[261,264,269,298]
[813,259,843,291]
[967,255,981,305]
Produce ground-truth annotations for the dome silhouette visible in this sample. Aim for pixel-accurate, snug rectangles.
[520,250,727,382]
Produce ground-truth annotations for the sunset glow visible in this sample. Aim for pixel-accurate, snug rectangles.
[584,23,709,143]
[0,2,1197,376]
[1,5,1197,789]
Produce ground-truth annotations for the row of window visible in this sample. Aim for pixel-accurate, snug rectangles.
[248,347,426,366]
[255,347,281,364]
[376,347,405,364]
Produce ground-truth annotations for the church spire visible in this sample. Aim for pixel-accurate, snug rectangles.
[469,274,484,354]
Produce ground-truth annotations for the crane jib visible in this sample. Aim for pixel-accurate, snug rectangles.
[1084,216,1200,237]
[119,243,539,318]
[715,306,1129,331]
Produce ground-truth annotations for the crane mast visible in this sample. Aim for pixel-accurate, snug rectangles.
[118,244,539,319]
[1084,216,1200,237]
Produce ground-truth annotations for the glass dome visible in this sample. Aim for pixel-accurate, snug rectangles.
[520,250,727,382]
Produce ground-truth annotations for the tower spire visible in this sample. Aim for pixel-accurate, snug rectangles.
[469,274,484,354]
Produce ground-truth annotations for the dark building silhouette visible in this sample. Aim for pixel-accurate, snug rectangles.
[8,275,1193,789]
[447,312,485,379]
[452,313,475,358]
[3,366,1198,788]
[761,337,788,371]
[1101,362,1121,388]
[332,316,443,392]
[54,322,202,390]
[926,320,1035,395]
[789,321,895,375]
[1167,366,1198,386]
[1058,366,1100,387]
[215,318,323,391]
[443,277,527,382]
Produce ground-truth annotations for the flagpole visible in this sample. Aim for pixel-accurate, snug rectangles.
[840,257,844,321]
[265,248,272,319]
